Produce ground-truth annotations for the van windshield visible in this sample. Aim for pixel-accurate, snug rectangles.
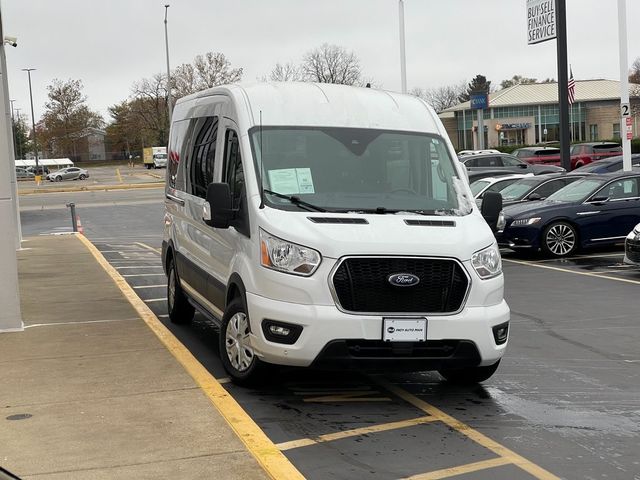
[249,127,470,215]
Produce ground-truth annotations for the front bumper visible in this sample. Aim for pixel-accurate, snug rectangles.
[495,224,540,250]
[624,235,640,265]
[246,292,509,370]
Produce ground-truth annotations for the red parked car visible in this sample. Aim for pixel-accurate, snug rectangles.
[569,142,622,169]
[512,146,562,167]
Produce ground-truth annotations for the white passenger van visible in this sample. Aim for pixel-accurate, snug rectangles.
[162,83,509,384]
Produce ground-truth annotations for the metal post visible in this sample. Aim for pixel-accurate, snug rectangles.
[14,107,21,159]
[462,109,467,149]
[22,68,40,180]
[164,5,173,121]
[477,109,485,150]
[0,4,23,331]
[618,0,631,172]
[555,0,571,171]
[66,202,78,232]
[398,0,407,94]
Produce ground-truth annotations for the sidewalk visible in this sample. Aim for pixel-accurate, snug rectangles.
[0,235,269,480]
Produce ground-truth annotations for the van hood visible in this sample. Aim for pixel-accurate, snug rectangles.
[257,207,494,261]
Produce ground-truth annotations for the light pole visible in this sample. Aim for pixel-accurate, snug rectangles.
[398,0,407,94]
[164,4,173,122]
[618,0,631,172]
[9,98,15,157]
[22,68,40,180]
[14,107,21,159]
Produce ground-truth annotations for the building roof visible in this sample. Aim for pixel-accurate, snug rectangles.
[443,79,640,113]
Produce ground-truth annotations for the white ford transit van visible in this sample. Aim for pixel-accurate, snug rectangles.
[162,83,509,384]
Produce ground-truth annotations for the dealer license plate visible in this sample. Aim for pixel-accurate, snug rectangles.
[382,318,427,342]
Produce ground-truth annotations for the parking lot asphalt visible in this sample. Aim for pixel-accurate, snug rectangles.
[15,192,640,480]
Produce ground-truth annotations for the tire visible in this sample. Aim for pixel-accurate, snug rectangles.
[55,176,62,182]
[167,258,194,324]
[541,221,578,258]
[79,174,87,180]
[439,360,501,384]
[219,298,265,385]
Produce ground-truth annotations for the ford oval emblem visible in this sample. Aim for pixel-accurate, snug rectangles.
[388,273,420,287]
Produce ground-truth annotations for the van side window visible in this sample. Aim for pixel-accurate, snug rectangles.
[223,130,244,209]
[167,119,191,191]
[189,116,219,198]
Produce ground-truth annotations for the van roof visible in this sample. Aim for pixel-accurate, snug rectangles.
[175,82,441,133]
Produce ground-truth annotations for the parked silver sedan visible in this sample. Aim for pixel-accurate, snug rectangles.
[47,167,89,182]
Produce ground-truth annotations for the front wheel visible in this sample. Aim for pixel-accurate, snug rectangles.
[219,299,265,385]
[438,360,501,384]
[542,221,578,257]
[55,176,62,182]
[79,174,87,180]
[167,258,194,324]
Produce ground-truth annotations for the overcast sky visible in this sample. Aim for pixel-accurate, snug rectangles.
[3,0,639,124]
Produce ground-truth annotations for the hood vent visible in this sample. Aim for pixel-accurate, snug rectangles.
[404,219,456,227]
[308,217,368,224]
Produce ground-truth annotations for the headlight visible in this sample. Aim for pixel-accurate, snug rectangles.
[260,229,321,276]
[496,211,506,231]
[633,225,640,235]
[510,217,541,227]
[472,244,502,279]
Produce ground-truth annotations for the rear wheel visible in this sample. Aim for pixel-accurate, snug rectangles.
[438,360,501,384]
[219,298,265,385]
[79,174,87,180]
[167,257,194,324]
[542,221,578,257]
[55,176,62,182]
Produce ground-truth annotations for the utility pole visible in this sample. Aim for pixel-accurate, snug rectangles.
[0,4,24,331]
[618,0,632,172]
[22,68,40,180]
[555,0,570,171]
[164,4,173,122]
[398,0,407,94]
[14,107,21,159]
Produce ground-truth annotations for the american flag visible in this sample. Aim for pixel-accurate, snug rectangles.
[568,68,576,105]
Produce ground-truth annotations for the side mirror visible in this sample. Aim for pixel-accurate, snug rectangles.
[205,183,234,228]
[527,193,542,201]
[518,163,528,168]
[481,191,503,232]
[589,195,610,205]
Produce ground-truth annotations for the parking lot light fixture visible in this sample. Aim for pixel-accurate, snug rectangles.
[21,68,40,183]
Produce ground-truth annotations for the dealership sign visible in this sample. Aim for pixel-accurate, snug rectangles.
[496,123,532,131]
[470,93,488,110]
[527,0,556,45]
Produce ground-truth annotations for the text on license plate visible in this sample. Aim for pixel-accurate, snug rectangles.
[382,318,427,342]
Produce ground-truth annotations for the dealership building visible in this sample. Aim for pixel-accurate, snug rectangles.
[439,79,640,151]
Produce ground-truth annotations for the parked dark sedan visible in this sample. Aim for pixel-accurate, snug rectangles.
[459,152,565,176]
[498,173,586,206]
[570,154,640,174]
[496,172,640,257]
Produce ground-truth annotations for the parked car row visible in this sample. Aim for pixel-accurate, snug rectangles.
[511,142,622,171]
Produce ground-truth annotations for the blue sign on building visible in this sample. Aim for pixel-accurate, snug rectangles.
[470,93,488,110]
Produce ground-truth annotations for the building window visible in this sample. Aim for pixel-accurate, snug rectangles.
[613,123,621,139]
[589,124,598,141]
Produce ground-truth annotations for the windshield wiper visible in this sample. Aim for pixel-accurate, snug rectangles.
[263,189,326,212]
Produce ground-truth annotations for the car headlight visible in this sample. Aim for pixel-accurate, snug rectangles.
[496,211,506,231]
[633,225,640,235]
[260,229,321,276]
[472,244,502,279]
[510,217,541,227]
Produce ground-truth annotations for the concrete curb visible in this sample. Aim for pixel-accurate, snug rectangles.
[18,182,165,195]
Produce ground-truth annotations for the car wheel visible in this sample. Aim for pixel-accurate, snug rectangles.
[167,258,194,324]
[55,176,62,182]
[220,298,265,385]
[542,221,578,257]
[79,174,87,180]
[438,360,501,384]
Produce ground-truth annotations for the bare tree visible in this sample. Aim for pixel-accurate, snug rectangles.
[269,62,302,82]
[411,82,467,112]
[630,57,640,84]
[172,52,243,98]
[500,75,538,89]
[301,43,362,85]
[130,73,170,146]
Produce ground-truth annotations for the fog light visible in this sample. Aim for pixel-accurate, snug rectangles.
[262,320,303,345]
[269,325,290,336]
[492,322,509,345]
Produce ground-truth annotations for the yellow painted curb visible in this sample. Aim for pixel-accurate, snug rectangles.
[75,234,305,480]
[19,182,164,195]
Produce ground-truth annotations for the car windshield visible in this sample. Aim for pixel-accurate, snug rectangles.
[546,178,604,203]
[250,127,470,215]
[470,180,490,196]
[499,178,540,200]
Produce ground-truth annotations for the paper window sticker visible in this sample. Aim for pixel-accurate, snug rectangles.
[295,168,315,194]
[268,169,300,195]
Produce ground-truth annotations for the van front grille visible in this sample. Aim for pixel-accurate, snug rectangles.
[332,257,469,314]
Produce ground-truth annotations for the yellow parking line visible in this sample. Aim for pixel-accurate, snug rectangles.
[405,457,512,480]
[77,233,305,480]
[277,415,438,451]
[503,258,640,285]
[116,168,123,183]
[374,378,561,480]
